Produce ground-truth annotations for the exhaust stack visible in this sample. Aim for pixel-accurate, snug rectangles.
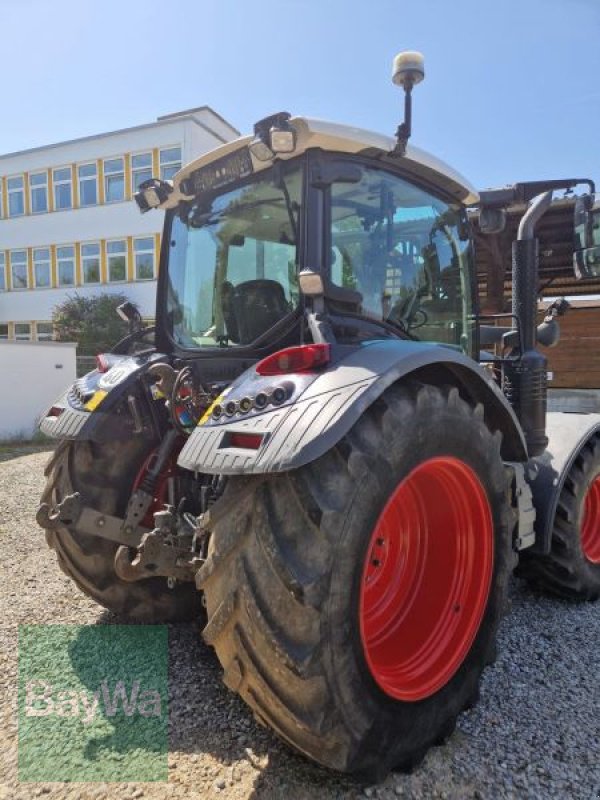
[503,191,553,457]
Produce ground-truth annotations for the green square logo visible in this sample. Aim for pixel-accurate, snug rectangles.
[18,624,168,782]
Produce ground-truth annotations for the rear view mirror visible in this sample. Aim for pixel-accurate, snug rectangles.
[573,193,600,278]
[574,245,600,279]
[479,207,506,235]
[574,193,594,249]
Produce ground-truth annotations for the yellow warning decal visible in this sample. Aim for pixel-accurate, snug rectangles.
[198,388,231,426]
[84,390,108,411]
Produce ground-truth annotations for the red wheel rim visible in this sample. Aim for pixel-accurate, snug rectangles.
[359,457,494,702]
[581,476,600,563]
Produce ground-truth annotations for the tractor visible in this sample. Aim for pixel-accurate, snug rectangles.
[37,51,600,778]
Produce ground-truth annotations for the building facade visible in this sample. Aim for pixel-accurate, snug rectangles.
[0,107,239,341]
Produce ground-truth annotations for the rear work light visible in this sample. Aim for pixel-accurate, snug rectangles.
[255,344,330,376]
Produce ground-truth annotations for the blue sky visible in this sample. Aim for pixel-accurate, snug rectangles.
[3,0,599,191]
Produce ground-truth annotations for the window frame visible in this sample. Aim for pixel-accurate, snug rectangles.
[0,252,5,291]
[33,247,51,288]
[321,152,478,357]
[81,241,101,284]
[35,321,54,341]
[159,146,182,181]
[131,151,153,193]
[78,162,98,207]
[104,157,125,203]
[106,238,128,283]
[53,166,73,211]
[10,249,29,290]
[29,171,48,214]
[57,244,76,286]
[0,323,8,340]
[7,175,25,217]
[158,155,306,356]
[133,236,155,281]
[14,322,32,341]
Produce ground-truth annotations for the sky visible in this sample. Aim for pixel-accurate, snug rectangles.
[2,0,600,191]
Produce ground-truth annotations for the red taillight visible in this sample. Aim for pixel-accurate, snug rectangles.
[47,406,64,418]
[255,344,330,376]
[226,432,264,450]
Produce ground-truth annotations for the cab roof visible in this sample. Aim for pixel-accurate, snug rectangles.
[169,115,479,206]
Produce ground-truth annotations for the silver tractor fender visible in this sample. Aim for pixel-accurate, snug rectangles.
[177,339,528,475]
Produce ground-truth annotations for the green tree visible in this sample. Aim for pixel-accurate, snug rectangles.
[52,292,137,356]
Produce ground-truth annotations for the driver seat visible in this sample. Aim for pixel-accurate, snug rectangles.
[230,279,290,344]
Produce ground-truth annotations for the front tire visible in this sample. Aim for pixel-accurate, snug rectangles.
[42,439,200,622]
[198,382,515,776]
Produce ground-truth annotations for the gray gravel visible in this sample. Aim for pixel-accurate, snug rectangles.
[1,448,600,800]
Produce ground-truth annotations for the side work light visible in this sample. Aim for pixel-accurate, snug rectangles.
[134,178,174,213]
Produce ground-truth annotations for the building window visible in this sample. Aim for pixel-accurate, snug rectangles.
[8,176,25,217]
[36,322,54,341]
[131,152,152,192]
[0,324,8,340]
[33,248,51,288]
[81,243,100,283]
[0,253,5,291]
[104,157,125,202]
[78,163,98,206]
[134,237,155,280]
[10,250,28,289]
[30,172,48,213]
[15,323,31,341]
[160,147,181,180]
[53,167,72,210]
[107,239,127,282]
[57,245,75,286]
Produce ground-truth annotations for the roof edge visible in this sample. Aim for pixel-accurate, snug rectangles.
[157,105,240,136]
[0,107,238,162]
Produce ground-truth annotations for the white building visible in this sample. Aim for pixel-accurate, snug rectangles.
[0,107,239,342]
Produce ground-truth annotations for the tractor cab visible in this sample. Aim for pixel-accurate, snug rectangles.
[137,92,480,380]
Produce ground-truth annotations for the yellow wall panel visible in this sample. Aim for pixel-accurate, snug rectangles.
[1,178,7,218]
[50,245,57,287]
[47,168,54,213]
[127,237,134,281]
[100,239,107,283]
[72,164,79,208]
[75,242,82,286]
[5,251,12,290]
[124,153,132,201]
[23,173,31,216]
[27,247,33,288]
[97,160,105,205]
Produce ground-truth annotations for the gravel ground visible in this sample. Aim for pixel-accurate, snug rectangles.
[1,447,600,800]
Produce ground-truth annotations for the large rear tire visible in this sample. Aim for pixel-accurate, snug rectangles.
[42,439,200,622]
[198,382,515,776]
[518,435,600,600]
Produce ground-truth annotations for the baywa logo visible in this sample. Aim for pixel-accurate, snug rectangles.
[25,678,163,726]
[18,625,168,782]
